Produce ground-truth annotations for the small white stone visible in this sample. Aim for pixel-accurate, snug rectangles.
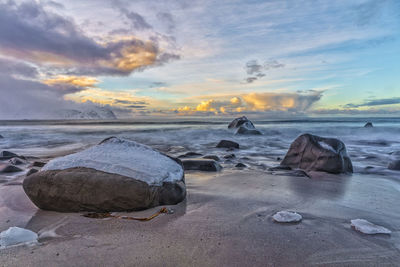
[351,219,391,235]
[272,211,302,223]
[0,227,38,248]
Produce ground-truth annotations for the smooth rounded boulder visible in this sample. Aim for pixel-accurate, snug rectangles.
[23,137,186,212]
[281,133,353,174]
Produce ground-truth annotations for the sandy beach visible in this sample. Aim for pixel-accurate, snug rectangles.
[1,166,399,266]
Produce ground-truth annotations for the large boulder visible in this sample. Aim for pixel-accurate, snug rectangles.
[228,116,262,135]
[23,137,186,212]
[281,134,353,174]
[388,160,400,171]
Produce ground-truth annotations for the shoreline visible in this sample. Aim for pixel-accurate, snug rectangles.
[1,168,399,266]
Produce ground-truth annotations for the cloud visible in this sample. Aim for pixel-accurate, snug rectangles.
[244,59,285,83]
[157,12,175,32]
[174,91,322,115]
[344,97,400,108]
[0,1,179,76]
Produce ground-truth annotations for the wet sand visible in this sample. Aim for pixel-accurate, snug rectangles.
[1,169,400,266]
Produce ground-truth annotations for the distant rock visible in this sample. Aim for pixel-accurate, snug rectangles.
[273,211,302,223]
[216,140,239,149]
[181,159,222,172]
[224,154,236,159]
[235,163,247,168]
[364,122,373,128]
[228,116,262,135]
[9,158,25,165]
[56,106,117,120]
[203,155,220,161]
[388,160,400,171]
[0,151,19,160]
[0,134,3,138]
[23,137,186,212]
[281,133,353,174]
[351,219,391,235]
[178,152,203,158]
[0,164,23,173]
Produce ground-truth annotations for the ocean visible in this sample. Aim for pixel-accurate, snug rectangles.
[1,117,400,180]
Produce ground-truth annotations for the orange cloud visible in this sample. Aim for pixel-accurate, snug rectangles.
[43,75,99,88]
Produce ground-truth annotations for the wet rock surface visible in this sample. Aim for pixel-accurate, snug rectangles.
[216,140,239,149]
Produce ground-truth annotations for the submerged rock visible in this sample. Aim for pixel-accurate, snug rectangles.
[272,211,302,223]
[178,152,203,158]
[224,154,236,159]
[281,133,353,174]
[351,219,391,235]
[228,116,262,135]
[216,140,239,149]
[203,155,220,161]
[181,159,222,172]
[0,164,23,173]
[9,157,25,165]
[0,134,3,138]
[388,160,400,171]
[364,122,373,128]
[31,161,46,168]
[23,137,186,212]
[235,163,247,168]
[0,151,19,160]
[0,227,38,248]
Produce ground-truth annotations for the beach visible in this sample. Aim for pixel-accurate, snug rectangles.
[1,119,400,266]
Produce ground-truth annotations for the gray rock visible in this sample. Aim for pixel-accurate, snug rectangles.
[203,155,220,161]
[0,164,23,173]
[24,167,186,212]
[26,168,39,176]
[228,116,255,129]
[281,133,353,174]
[364,122,373,128]
[216,140,239,149]
[0,151,19,160]
[388,160,400,171]
[224,154,236,159]
[0,134,3,138]
[181,159,222,172]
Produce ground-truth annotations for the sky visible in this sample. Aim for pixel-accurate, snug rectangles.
[0,0,399,119]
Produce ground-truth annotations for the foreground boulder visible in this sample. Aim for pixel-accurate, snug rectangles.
[388,160,400,171]
[216,140,239,149]
[228,116,262,135]
[23,137,186,212]
[281,134,353,174]
[181,159,222,171]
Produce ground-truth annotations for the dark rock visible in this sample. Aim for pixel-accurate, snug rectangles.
[364,122,373,128]
[203,155,220,161]
[277,157,282,161]
[235,122,262,135]
[9,157,25,165]
[388,160,400,171]
[0,151,19,160]
[22,137,186,212]
[235,163,247,168]
[181,159,222,172]
[0,134,3,138]
[178,152,203,158]
[216,140,239,149]
[24,167,186,212]
[281,133,353,174]
[31,161,46,168]
[224,154,236,159]
[228,116,262,135]
[0,164,23,173]
[268,166,292,171]
[26,168,39,176]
